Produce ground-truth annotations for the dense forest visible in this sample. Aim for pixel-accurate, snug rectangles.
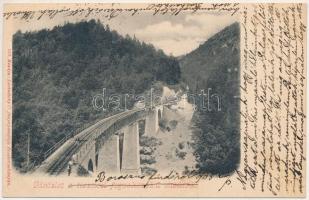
[180,22,240,175]
[12,20,181,172]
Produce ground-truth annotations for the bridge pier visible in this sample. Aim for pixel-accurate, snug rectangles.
[144,106,163,137]
[121,122,140,175]
[97,135,120,174]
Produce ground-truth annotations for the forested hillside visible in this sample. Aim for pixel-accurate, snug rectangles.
[13,20,180,172]
[180,22,240,175]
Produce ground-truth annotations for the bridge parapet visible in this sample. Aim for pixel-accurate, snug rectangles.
[40,105,167,175]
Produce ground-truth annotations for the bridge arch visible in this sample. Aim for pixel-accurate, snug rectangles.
[88,159,94,172]
[138,119,146,136]
[95,154,98,169]
[158,109,162,122]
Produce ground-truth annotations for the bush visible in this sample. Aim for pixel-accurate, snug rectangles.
[140,136,162,147]
[169,120,178,129]
[77,165,90,177]
[178,142,185,150]
[175,148,186,160]
[140,147,154,155]
[140,155,156,165]
[158,119,167,129]
[141,166,157,176]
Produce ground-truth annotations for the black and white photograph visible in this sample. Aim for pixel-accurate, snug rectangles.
[12,8,240,177]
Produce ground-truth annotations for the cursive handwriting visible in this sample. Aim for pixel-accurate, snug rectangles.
[238,3,306,196]
[3,3,239,21]
[94,170,213,188]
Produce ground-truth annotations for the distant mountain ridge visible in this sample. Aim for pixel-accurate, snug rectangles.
[180,22,240,92]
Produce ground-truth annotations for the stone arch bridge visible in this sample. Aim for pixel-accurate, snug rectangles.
[37,105,165,176]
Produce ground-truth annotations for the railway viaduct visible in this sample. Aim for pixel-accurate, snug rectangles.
[37,105,164,176]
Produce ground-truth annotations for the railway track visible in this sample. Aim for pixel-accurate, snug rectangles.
[45,109,141,175]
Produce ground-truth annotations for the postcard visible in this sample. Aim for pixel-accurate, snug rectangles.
[2,3,307,197]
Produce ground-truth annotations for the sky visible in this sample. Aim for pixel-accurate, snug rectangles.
[12,10,238,56]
